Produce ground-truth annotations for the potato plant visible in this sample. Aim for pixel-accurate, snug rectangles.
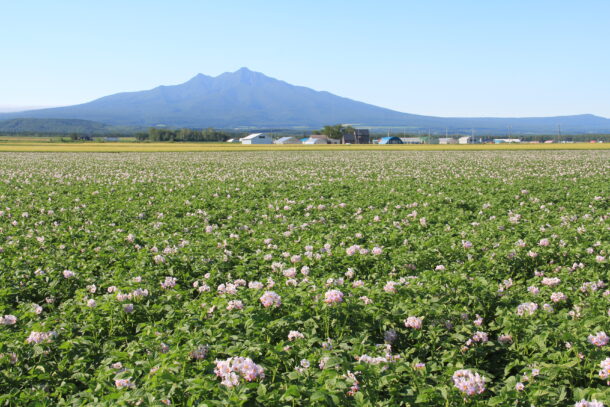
[0,151,608,406]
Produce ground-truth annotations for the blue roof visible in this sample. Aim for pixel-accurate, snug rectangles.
[379,136,402,144]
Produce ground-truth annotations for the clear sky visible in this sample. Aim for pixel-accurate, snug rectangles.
[1,0,609,117]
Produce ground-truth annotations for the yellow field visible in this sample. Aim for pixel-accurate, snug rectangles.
[0,136,52,142]
[0,142,607,152]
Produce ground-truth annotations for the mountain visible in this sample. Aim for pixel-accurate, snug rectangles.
[2,68,610,133]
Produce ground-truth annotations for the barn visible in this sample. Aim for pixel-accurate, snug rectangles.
[240,133,273,144]
[342,129,370,144]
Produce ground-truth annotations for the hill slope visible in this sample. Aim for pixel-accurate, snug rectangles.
[0,118,116,134]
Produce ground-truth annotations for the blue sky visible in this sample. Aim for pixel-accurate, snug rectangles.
[1,0,609,117]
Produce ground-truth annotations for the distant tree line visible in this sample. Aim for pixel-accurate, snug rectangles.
[311,124,356,139]
[136,128,237,142]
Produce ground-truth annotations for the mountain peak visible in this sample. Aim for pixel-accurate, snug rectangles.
[215,67,270,85]
[184,73,213,85]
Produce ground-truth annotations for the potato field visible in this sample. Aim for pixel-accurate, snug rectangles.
[0,151,608,406]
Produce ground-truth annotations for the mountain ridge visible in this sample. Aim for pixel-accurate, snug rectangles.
[1,68,609,134]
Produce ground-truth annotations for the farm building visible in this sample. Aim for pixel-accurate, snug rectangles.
[438,137,457,144]
[303,137,327,144]
[379,136,403,144]
[240,133,273,144]
[342,129,370,144]
[458,136,471,144]
[400,137,424,144]
[493,138,521,144]
[275,137,301,144]
[226,138,240,143]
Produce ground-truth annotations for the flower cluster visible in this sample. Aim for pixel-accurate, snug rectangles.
[588,332,609,347]
[574,401,605,407]
[0,315,17,325]
[115,378,135,389]
[324,289,343,304]
[26,331,57,344]
[404,316,423,329]
[598,357,610,380]
[214,357,265,387]
[259,291,281,308]
[160,276,177,289]
[452,369,486,396]
[288,330,304,341]
[517,302,538,316]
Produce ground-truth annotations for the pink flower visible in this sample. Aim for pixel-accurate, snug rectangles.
[160,276,177,289]
[517,302,538,316]
[541,277,561,286]
[452,369,486,396]
[0,315,17,325]
[26,331,57,344]
[346,245,360,256]
[227,300,244,310]
[63,270,76,278]
[248,281,263,290]
[588,332,609,347]
[324,290,344,304]
[214,357,264,387]
[115,378,135,389]
[260,291,281,308]
[288,331,304,341]
[383,281,398,293]
[598,357,610,379]
[404,316,423,329]
[359,296,373,304]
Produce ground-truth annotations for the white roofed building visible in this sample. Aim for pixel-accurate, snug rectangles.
[240,133,273,144]
[275,136,301,144]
